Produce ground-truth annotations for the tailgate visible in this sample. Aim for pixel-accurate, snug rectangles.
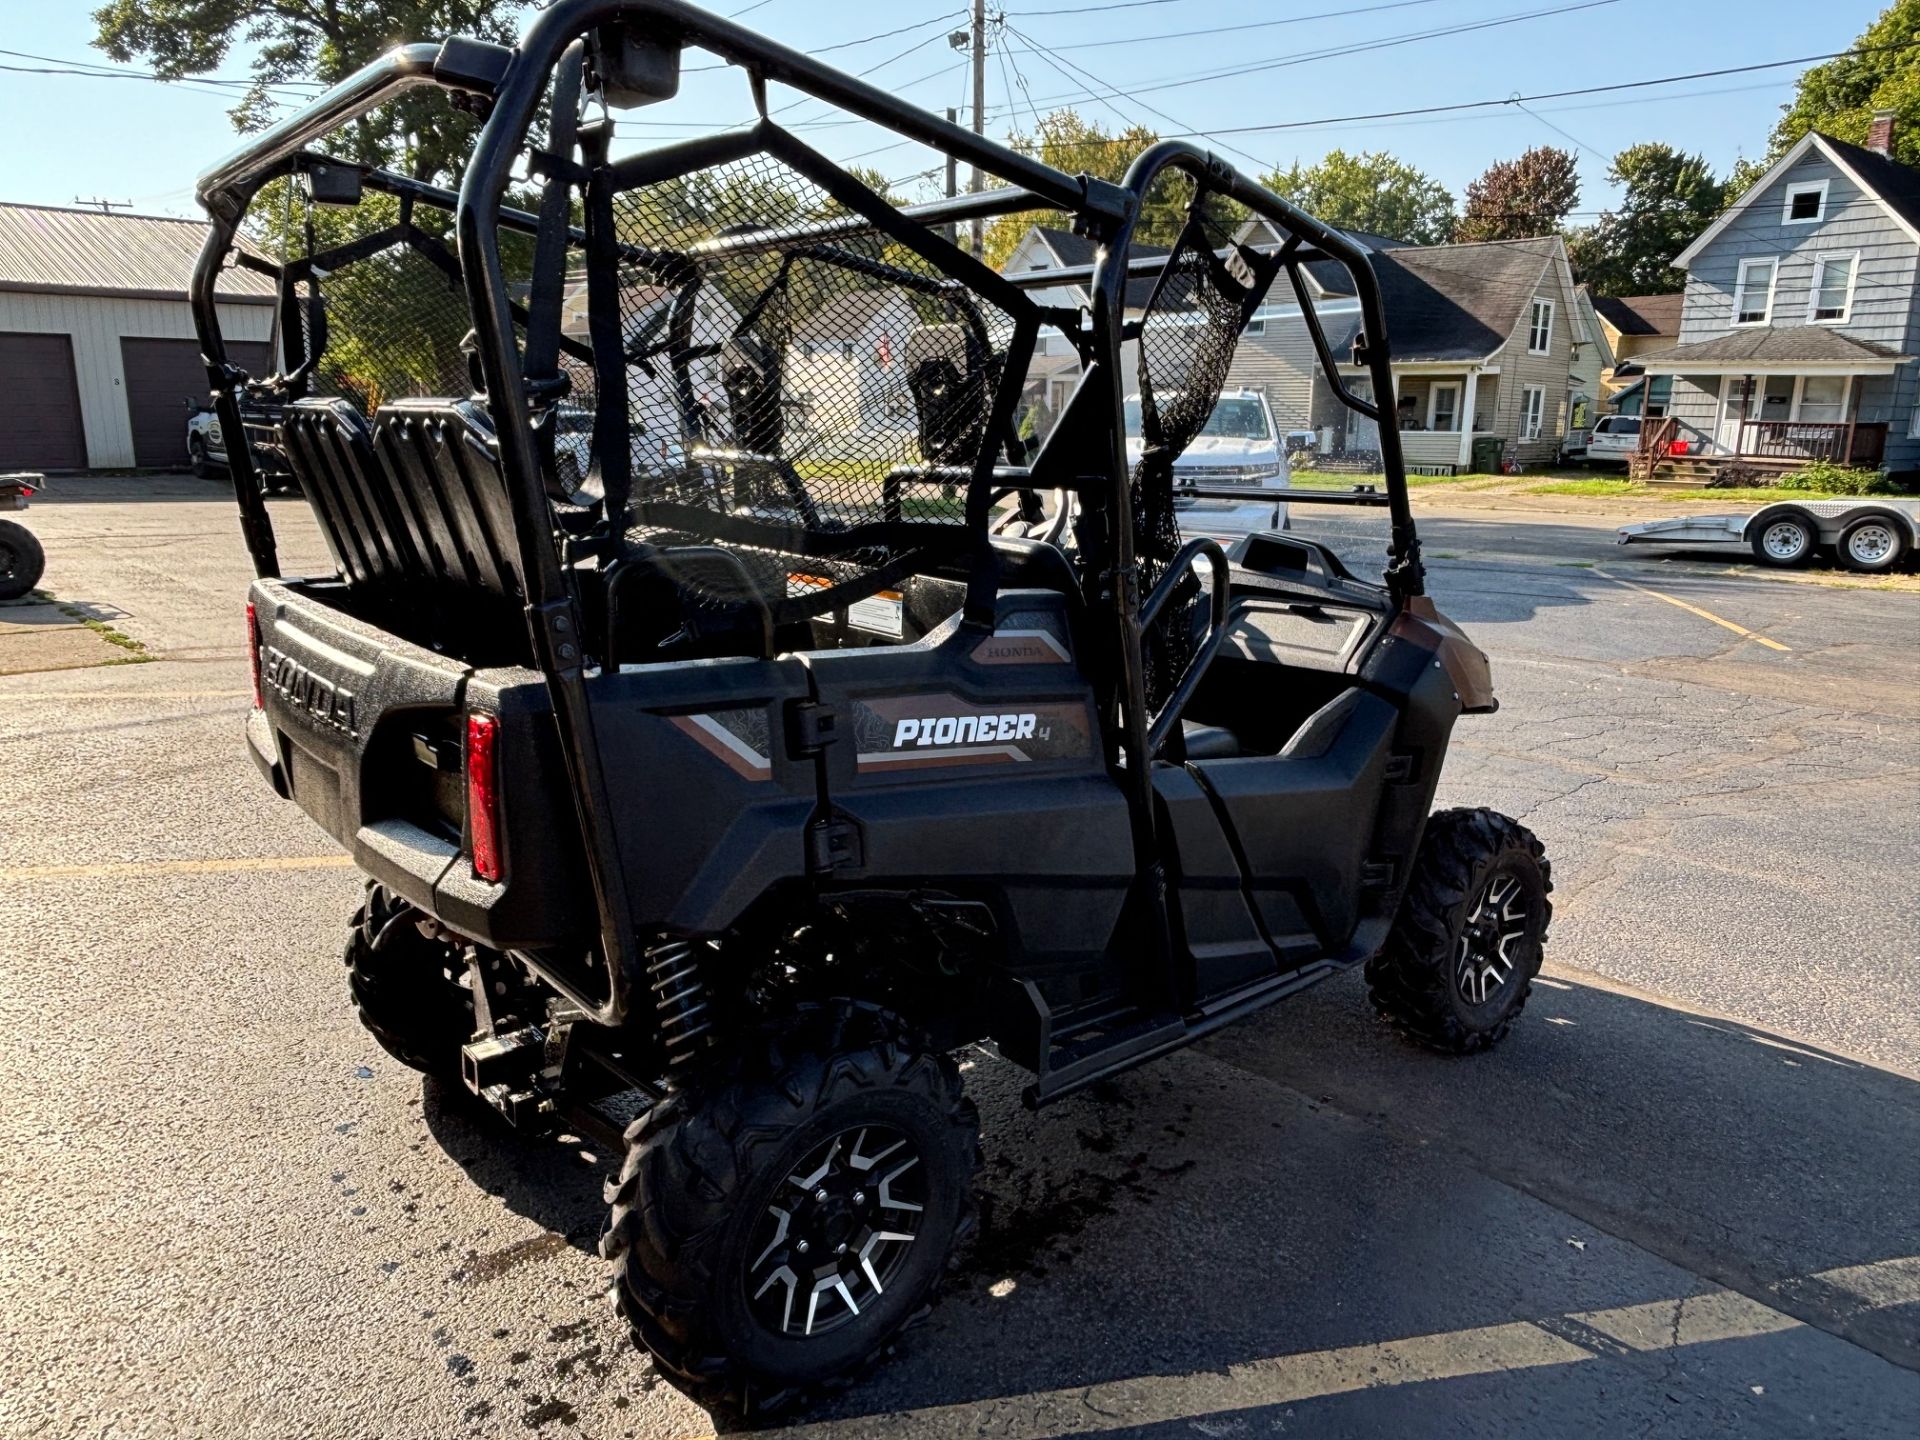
[246,577,591,947]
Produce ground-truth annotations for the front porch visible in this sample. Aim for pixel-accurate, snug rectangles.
[1628,333,1904,482]
[1384,368,1503,474]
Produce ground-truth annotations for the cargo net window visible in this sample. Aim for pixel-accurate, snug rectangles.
[275,197,485,414]
[600,152,1018,624]
[1130,192,1276,710]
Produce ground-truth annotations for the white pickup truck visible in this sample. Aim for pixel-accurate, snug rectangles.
[1124,387,1291,537]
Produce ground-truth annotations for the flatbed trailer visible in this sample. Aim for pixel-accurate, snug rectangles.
[1618,497,1920,572]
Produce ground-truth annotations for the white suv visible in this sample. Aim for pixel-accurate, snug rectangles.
[1123,388,1290,536]
[1585,413,1641,467]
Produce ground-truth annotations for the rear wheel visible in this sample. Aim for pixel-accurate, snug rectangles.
[603,1001,978,1415]
[0,519,45,601]
[343,881,476,1076]
[1751,511,1817,568]
[1366,808,1552,1054]
[1835,515,1907,574]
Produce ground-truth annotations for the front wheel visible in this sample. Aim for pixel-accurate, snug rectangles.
[1366,808,1552,1054]
[189,434,215,480]
[1751,512,1817,568]
[603,1002,979,1415]
[0,518,45,601]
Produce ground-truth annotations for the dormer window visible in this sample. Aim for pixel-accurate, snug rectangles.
[1783,179,1828,224]
[1732,256,1777,325]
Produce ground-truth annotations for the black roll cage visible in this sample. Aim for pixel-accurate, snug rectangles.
[191,0,1421,1027]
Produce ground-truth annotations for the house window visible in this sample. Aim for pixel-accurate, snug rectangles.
[1646,375,1673,418]
[1796,374,1848,423]
[1808,253,1857,322]
[1244,316,1266,337]
[1428,383,1461,432]
[1783,179,1828,225]
[1732,257,1776,325]
[1527,299,1554,354]
[1520,384,1546,441]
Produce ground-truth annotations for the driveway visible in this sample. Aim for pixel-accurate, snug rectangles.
[2,478,1916,1439]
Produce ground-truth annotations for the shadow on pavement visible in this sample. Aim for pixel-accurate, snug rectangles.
[411,970,1920,1437]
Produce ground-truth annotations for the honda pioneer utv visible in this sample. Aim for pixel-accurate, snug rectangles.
[192,0,1551,1413]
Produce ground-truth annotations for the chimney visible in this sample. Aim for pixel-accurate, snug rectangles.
[1867,109,1896,157]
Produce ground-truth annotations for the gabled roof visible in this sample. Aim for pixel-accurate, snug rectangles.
[1633,326,1904,369]
[1235,216,1413,296]
[1026,226,1171,308]
[1590,292,1682,338]
[1367,236,1563,362]
[793,286,913,341]
[1673,132,1920,268]
[0,201,277,303]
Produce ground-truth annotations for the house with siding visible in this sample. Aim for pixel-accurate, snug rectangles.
[1589,292,1681,414]
[1629,113,1920,477]
[1225,225,1581,472]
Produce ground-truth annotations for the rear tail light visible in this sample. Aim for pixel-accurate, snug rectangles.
[246,602,263,709]
[465,712,503,883]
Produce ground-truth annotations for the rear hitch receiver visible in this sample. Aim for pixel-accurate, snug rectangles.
[461,1026,554,1129]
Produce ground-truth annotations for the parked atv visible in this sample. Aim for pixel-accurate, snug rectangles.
[0,473,46,601]
[193,2,1552,1415]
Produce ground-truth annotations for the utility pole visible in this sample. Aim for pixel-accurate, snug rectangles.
[970,0,986,260]
[74,197,132,216]
[944,107,959,248]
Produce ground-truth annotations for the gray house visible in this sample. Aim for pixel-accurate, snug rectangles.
[1634,115,1920,475]
[1225,224,1581,472]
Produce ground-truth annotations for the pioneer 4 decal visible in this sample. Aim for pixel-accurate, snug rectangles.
[853,694,1093,771]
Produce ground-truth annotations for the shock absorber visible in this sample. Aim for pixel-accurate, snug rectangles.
[645,939,716,1069]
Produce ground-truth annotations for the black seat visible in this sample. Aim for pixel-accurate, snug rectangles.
[280,397,401,588]
[368,398,524,608]
[1183,688,1365,762]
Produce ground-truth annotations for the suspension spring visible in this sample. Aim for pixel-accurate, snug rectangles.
[646,939,716,1068]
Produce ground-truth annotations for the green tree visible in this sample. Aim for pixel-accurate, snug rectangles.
[1566,144,1725,296]
[1261,149,1455,245]
[985,110,1164,271]
[1729,0,1920,195]
[92,0,523,182]
[1453,146,1580,242]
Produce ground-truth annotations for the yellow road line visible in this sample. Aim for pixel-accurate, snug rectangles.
[17,854,355,881]
[1,690,250,701]
[1593,567,1791,651]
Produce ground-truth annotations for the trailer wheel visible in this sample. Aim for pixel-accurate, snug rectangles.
[1835,515,1908,574]
[603,1001,979,1416]
[1750,511,1817,567]
[343,881,476,1077]
[1366,808,1552,1054]
[0,519,45,601]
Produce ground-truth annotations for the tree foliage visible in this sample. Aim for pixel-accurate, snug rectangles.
[983,111,1166,271]
[1566,144,1725,297]
[1729,0,1920,194]
[1261,149,1456,245]
[92,0,523,182]
[1453,146,1580,242]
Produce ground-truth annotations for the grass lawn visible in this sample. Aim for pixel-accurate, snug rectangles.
[1523,478,1909,503]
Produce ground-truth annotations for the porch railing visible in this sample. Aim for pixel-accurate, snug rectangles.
[1736,420,1887,466]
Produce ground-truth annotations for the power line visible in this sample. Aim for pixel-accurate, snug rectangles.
[1002,19,1268,169]
[1026,0,1459,51]
[686,11,963,74]
[998,0,1624,111]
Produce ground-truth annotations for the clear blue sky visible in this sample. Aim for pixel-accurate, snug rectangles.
[0,0,1894,222]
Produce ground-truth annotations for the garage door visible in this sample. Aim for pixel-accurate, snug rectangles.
[0,332,87,470]
[120,337,272,469]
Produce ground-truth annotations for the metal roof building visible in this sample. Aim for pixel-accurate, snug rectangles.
[0,203,277,471]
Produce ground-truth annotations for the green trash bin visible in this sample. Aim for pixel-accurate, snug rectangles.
[1470,435,1505,474]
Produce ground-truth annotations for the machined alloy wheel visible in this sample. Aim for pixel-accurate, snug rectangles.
[1365,808,1552,1053]
[1454,872,1529,1008]
[744,1125,926,1340]
[603,1001,979,1415]
[1752,514,1815,567]
[1837,517,1907,574]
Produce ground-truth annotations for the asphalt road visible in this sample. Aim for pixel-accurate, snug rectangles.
[2,477,1917,1440]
